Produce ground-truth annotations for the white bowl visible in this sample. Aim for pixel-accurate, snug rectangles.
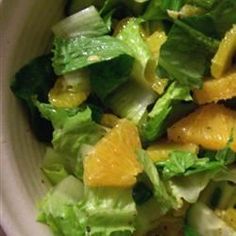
[1,1,65,235]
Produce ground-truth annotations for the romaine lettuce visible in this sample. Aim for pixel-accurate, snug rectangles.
[52,36,132,75]
[42,147,69,185]
[10,54,55,141]
[187,202,236,235]
[90,55,134,101]
[77,187,137,235]
[157,20,219,88]
[137,150,176,214]
[142,0,185,21]
[157,151,223,179]
[107,80,157,124]
[168,171,218,205]
[116,18,151,85]
[36,104,106,178]
[140,82,192,142]
[38,176,84,236]
[52,6,109,38]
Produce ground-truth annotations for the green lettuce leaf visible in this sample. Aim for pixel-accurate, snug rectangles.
[41,147,69,185]
[77,187,137,236]
[215,139,236,165]
[10,54,55,141]
[158,151,223,179]
[187,202,236,235]
[38,176,84,236]
[52,36,132,75]
[135,198,166,235]
[187,0,217,10]
[210,0,236,37]
[65,0,105,16]
[36,104,106,177]
[100,0,149,17]
[116,18,151,85]
[160,151,197,179]
[52,6,109,38]
[168,171,219,205]
[107,80,157,124]
[137,149,175,214]
[140,82,192,142]
[213,168,236,183]
[200,179,236,210]
[157,20,219,88]
[90,55,134,101]
[38,179,137,235]
[142,0,186,21]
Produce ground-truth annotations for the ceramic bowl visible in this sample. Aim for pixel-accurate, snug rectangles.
[1,1,65,235]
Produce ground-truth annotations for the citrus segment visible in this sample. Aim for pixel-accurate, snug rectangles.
[100,113,120,128]
[49,76,90,108]
[193,69,236,104]
[84,119,142,187]
[168,104,236,151]
[147,141,199,163]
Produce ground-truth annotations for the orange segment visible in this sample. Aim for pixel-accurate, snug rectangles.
[84,119,142,187]
[49,77,90,108]
[193,69,236,104]
[147,141,199,163]
[100,113,120,128]
[168,104,236,151]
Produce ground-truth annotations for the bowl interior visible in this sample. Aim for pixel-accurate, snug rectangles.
[1,1,65,235]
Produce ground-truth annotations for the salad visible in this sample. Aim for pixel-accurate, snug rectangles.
[11,0,236,235]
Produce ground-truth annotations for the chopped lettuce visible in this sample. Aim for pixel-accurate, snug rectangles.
[200,180,236,209]
[168,164,236,207]
[215,138,236,165]
[137,149,175,214]
[52,36,132,75]
[210,0,236,37]
[186,0,217,10]
[168,171,218,205]
[36,104,106,178]
[135,198,165,235]
[89,55,134,101]
[100,0,149,17]
[213,168,236,183]
[41,147,69,185]
[140,82,192,142]
[157,151,223,179]
[10,54,55,141]
[78,187,137,235]
[108,80,157,124]
[116,18,151,85]
[142,0,184,21]
[38,178,137,236]
[157,20,219,88]
[65,0,105,16]
[187,202,236,235]
[38,176,84,236]
[52,6,109,38]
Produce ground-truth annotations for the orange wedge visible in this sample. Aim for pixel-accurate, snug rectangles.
[168,104,236,151]
[193,69,236,104]
[84,119,142,187]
